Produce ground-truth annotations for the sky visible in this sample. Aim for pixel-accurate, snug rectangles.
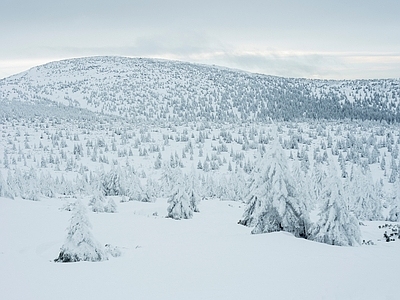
[1,0,400,80]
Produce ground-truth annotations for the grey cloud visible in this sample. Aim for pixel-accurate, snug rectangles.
[1,1,400,79]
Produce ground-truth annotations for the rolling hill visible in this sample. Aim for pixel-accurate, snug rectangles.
[1,56,399,123]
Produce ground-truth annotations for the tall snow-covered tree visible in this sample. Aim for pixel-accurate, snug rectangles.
[347,164,382,221]
[239,137,309,238]
[310,162,326,205]
[291,160,313,212]
[389,155,398,183]
[0,171,11,198]
[388,179,400,222]
[55,199,107,262]
[185,167,200,212]
[227,168,247,202]
[310,161,361,246]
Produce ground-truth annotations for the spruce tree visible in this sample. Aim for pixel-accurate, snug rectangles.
[347,164,382,221]
[311,161,361,246]
[239,137,309,238]
[167,183,193,220]
[55,200,107,262]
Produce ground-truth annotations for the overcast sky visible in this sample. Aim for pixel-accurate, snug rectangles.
[1,0,399,79]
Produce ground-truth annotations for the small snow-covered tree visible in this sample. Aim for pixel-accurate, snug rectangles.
[16,167,40,201]
[310,161,361,246]
[167,184,193,220]
[55,199,107,262]
[88,191,113,213]
[167,169,193,220]
[0,171,11,198]
[185,167,200,212]
[102,167,124,196]
[104,197,117,213]
[89,192,106,212]
[227,168,247,202]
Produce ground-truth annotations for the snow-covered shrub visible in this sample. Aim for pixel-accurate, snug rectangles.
[104,198,117,213]
[105,244,122,258]
[89,192,117,213]
[89,192,107,212]
[55,199,107,262]
[60,199,77,211]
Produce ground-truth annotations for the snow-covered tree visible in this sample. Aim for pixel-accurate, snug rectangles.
[102,167,124,196]
[347,164,382,221]
[310,162,326,205]
[226,168,247,202]
[39,172,56,198]
[167,183,193,220]
[239,137,309,238]
[388,205,400,222]
[88,191,116,213]
[291,160,313,212]
[310,161,361,246]
[167,169,194,220]
[55,199,107,262]
[0,171,11,198]
[185,167,200,212]
[388,179,400,221]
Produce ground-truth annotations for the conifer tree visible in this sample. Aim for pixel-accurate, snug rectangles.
[0,171,11,198]
[55,199,107,262]
[347,164,382,221]
[167,182,193,220]
[239,137,309,238]
[311,161,361,246]
[185,168,200,212]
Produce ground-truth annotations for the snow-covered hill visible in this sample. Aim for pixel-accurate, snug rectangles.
[1,57,400,300]
[1,56,399,123]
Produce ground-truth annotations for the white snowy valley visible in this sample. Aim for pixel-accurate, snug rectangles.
[0,57,400,300]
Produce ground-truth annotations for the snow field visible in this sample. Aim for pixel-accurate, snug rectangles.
[1,196,399,300]
[1,113,400,299]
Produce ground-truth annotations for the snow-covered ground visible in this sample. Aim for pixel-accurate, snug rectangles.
[1,195,399,300]
[1,102,400,300]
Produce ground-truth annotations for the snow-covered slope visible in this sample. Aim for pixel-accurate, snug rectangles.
[1,56,399,122]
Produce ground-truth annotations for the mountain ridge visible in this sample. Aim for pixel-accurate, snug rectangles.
[1,56,399,123]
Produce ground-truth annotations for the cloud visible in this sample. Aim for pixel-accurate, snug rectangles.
[160,50,400,80]
[1,26,399,80]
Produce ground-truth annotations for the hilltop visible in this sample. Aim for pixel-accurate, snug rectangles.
[1,56,399,123]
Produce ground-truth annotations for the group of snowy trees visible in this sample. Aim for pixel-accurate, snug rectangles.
[238,135,362,246]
